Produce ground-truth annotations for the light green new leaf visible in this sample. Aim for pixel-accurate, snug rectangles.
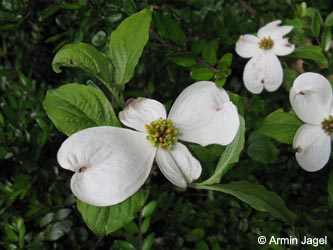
[190,68,214,81]
[292,45,328,68]
[321,27,332,52]
[194,181,296,225]
[328,169,333,208]
[142,233,155,250]
[52,43,115,93]
[166,55,196,67]
[77,189,149,236]
[108,7,152,86]
[311,11,322,36]
[257,109,302,144]
[142,201,157,218]
[43,83,120,136]
[198,116,245,185]
[219,53,233,68]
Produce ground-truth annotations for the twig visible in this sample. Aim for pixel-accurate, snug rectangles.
[138,209,143,250]
[93,236,105,250]
[197,58,220,73]
[149,29,186,52]
[237,0,256,15]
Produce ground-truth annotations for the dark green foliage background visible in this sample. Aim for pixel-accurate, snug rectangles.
[1,0,332,249]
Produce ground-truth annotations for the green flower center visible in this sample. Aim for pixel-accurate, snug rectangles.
[321,115,333,135]
[145,118,178,150]
[259,36,274,50]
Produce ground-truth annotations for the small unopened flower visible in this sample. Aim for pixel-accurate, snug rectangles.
[290,72,333,171]
[236,20,294,94]
[57,81,240,206]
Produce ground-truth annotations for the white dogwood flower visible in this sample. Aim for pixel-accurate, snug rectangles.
[290,72,333,171]
[236,20,294,94]
[57,81,240,206]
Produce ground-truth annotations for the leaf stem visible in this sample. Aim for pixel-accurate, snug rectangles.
[138,209,143,250]
[197,58,220,73]
[237,0,256,15]
[149,29,186,52]
[93,236,105,250]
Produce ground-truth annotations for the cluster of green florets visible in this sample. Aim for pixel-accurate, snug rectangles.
[145,118,178,150]
[321,115,333,135]
[259,36,274,50]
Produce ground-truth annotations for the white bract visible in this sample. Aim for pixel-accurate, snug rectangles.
[57,81,240,206]
[236,20,295,94]
[290,72,333,171]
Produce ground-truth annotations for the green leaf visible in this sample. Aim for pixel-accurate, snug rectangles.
[113,240,136,250]
[43,83,120,136]
[191,39,207,55]
[40,213,54,227]
[142,201,157,218]
[60,3,82,10]
[38,5,60,21]
[45,33,65,43]
[16,217,25,248]
[108,7,152,86]
[52,43,115,93]
[227,92,244,117]
[142,233,155,250]
[325,11,333,27]
[185,228,205,241]
[199,116,245,185]
[124,221,139,234]
[153,12,169,39]
[91,30,107,47]
[292,45,328,68]
[77,189,149,236]
[107,12,122,23]
[46,229,64,241]
[166,55,196,67]
[257,109,303,144]
[321,27,332,52]
[283,69,298,91]
[311,11,322,36]
[190,68,214,81]
[214,78,226,88]
[141,217,150,234]
[329,169,333,208]
[123,0,137,15]
[194,181,296,225]
[202,39,219,65]
[54,208,71,221]
[153,12,186,46]
[163,13,186,46]
[196,240,209,250]
[247,134,279,164]
[218,53,233,68]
